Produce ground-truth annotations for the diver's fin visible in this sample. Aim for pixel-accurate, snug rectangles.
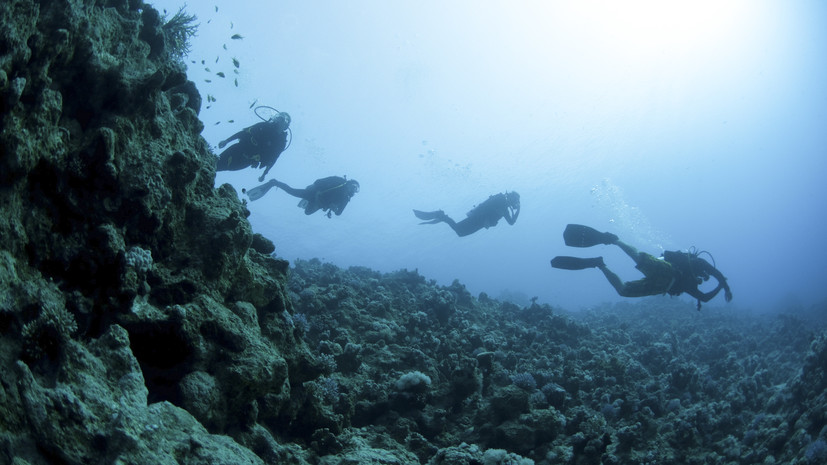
[246,181,276,201]
[413,209,445,221]
[550,256,605,270]
[562,224,618,247]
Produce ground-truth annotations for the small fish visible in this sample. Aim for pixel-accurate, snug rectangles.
[190,60,196,64]
[204,67,211,72]
[230,21,234,29]
[249,99,258,109]
[228,119,234,123]
[215,6,218,12]
[234,78,238,87]
[223,44,227,50]
[204,79,212,83]
[231,34,243,40]
[232,58,240,68]
[206,105,211,109]
[201,60,205,65]
[207,19,211,24]
[215,56,219,63]
[234,69,239,75]
[216,72,225,78]
[214,121,221,125]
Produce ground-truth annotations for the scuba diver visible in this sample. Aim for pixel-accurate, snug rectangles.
[216,108,291,182]
[413,191,520,237]
[245,176,360,218]
[550,224,732,310]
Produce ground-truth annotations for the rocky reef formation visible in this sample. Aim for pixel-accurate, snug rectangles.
[287,260,827,464]
[1,1,826,464]
[1,1,314,463]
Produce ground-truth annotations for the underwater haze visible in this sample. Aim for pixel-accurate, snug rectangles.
[152,0,827,313]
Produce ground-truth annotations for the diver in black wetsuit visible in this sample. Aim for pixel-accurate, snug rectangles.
[246,176,360,218]
[413,191,520,237]
[216,111,291,182]
[550,224,732,309]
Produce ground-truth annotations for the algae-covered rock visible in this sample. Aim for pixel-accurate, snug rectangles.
[0,0,317,463]
[13,324,266,464]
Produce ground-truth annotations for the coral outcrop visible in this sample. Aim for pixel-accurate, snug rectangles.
[1,1,826,465]
[1,1,314,463]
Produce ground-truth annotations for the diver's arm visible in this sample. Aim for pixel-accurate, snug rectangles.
[258,161,274,182]
[686,284,724,303]
[331,201,347,216]
[504,204,520,225]
[320,188,350,217]
[697,260,733,302]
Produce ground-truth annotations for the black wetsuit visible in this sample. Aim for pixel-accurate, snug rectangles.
[275,176,357,217]
[600,249,731,309]
[414,192,520,237]
[216,120,288,178]
[550,224,732,309]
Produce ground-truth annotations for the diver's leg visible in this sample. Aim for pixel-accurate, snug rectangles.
[598,264,656,298]
[449,216,485,237]
[273,181,308,199]
[216,144,246,171]
[597,264,628,296]
[551,256,605,270]
[245,179,278,201]
[613,239,646,266]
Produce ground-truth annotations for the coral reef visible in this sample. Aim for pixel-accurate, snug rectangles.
[0,1,311,463]
[287,259,827,464]
[1,1,826,464]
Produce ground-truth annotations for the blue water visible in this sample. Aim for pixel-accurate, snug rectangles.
[152,0,827,313]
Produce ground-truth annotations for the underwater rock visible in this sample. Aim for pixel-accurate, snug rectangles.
[0,0,317,463]
[13,325,265,464]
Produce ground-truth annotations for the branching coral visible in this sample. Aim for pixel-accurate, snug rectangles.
[162,6,198,60]
[21,302,78,360]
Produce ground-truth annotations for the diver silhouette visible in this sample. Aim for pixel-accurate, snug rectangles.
[216,110,291,182]
[550,224,732,309]
[413,191,520,237]
[246,176,360,218]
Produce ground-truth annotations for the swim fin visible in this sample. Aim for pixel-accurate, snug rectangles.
[246,180,276,201]
[562,224,618,247]
[550,256,605,270]
[413,209,446,224]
